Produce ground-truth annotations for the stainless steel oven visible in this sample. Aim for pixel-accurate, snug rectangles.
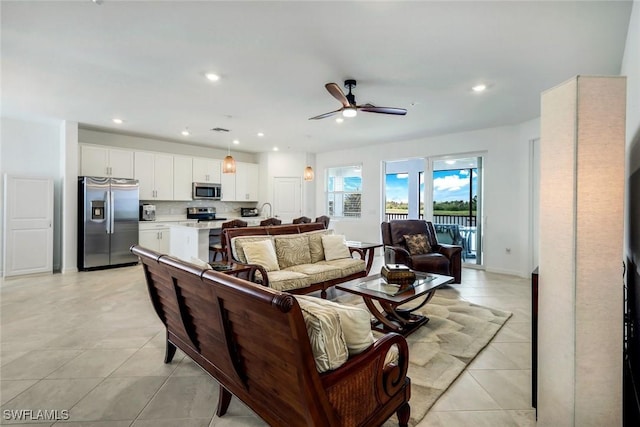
[192,182,221,200]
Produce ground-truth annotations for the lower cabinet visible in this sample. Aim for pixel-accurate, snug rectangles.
[138,224,171,253]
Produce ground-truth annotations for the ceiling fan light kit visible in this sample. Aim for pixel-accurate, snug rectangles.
[309,79,407,120]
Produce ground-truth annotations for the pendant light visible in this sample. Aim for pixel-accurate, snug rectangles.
[222,140,236,174]
[304,165,314,181]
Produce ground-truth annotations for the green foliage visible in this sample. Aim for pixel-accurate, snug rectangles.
[433,196,477,212]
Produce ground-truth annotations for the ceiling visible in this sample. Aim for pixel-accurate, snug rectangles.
[1,1,633,154]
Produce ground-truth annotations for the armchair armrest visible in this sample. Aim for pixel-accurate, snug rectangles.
[226,261,271,287]
[321,333,410,420]
[435,243,462,260]
[384,245,412,266]
[349,247,365,259]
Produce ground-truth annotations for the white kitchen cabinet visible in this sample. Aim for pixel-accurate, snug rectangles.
[139,223,171,253]
[192,158,221,183]
[236,162,259,201]
[173,156,193,200]
[80,145,134,178]
[222,162,259,201]
[220,169,236,201]
[135,151,174,200]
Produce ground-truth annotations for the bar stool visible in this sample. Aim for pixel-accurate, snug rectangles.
[209,219,248,262]
[292,216,312,224]
[259,217,282,226]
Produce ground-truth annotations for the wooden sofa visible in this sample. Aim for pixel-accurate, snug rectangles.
[381,220,462,284]
[224,222,368,298]
[131,245,411,426]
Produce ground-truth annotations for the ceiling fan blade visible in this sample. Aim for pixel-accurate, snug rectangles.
[308,108,343,120]
[325,83,350,108]
[358,105,407,116]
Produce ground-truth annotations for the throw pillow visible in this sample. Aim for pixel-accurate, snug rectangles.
[231,236,273,263]
[273,235,312,269]
[404,234,431,255]
[296,297,349,373]
[305,229,334,263]
[321,234,351,261]
[243,240,280,271]
[296,295,375,355]
[189,257,212,270]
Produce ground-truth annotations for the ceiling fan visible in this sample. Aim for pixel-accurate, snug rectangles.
[309,79,407,120]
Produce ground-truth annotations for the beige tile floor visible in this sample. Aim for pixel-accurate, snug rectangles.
[1,258,535,426]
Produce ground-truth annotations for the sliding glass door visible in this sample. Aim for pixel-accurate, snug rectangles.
[431,156,483,266]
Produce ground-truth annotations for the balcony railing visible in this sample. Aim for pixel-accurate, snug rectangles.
[384,212,476,226]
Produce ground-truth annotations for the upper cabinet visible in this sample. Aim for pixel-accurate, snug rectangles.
[134,151,174,200]
[79,144,257,202]
[236,162,259,201]
[173,156,193,201]
[192,158,221,184]
[221,162,259,201]
[80,145,134,178]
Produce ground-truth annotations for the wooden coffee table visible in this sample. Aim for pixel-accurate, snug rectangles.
[336,272,454,336]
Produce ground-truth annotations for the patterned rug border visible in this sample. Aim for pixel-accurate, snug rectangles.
[335,289,512,427]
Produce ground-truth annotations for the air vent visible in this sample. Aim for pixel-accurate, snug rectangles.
[211,127,230,132]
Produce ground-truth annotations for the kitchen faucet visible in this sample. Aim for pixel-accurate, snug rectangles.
[259,202,272,218]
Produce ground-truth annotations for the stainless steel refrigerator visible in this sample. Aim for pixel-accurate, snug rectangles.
[78,176,139,270]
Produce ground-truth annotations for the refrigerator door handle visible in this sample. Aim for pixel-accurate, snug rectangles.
[105,191,111,234]
[109,191,115,234]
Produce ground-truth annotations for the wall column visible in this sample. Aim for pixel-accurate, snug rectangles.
[538,75,626,426]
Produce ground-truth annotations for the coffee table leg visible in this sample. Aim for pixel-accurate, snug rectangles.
[363,297,403,333]
[363,291,438,336]
[394,290,438,319]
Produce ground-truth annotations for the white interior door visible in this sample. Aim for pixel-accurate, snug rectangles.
[3,175,54,277]
[273,177,301,223]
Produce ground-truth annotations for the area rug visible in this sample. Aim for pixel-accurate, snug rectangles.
[334,290,512,427]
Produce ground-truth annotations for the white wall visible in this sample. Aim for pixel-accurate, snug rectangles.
[257,151,315,218]
[1,116,65,273]
[315,120,539,277]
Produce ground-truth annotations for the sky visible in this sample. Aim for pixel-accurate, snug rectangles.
[386,169,477,203]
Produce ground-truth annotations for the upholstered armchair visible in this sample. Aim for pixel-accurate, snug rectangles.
[381,220,462,284]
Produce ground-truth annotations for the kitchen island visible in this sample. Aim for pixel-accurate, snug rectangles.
[169,218,264,263]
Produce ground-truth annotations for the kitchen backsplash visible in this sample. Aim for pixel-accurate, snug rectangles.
[144,200,258,217]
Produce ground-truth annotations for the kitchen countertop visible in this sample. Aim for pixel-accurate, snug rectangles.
[169,216,266,230]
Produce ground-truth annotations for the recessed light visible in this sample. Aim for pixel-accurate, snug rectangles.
[181,129,190,136]
[206,73,220,82]
[472,84,487,93]
[273,147,279,151]
[232,139,239,145]
[335,117,344,123]
[112,118,123,124]
[257,132,264,137]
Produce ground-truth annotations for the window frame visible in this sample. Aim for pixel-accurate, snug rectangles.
[325,164,362,219]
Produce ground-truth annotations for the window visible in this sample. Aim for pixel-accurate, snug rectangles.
[326,165,362,218]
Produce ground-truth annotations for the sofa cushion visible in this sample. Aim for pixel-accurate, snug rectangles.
[305,229,334,263]
[296,297,349,373]
[286,263,343,284]
[296,295,375,356]
[273,235,312,268]
[243,240,280,271]
[262,270,310,292]
[231,236,273,263]
[404,233,432,255]
[322,234,351,261]
[317,258,366,277]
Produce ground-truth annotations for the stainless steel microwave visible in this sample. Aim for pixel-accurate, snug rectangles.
[192,182,221,200]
